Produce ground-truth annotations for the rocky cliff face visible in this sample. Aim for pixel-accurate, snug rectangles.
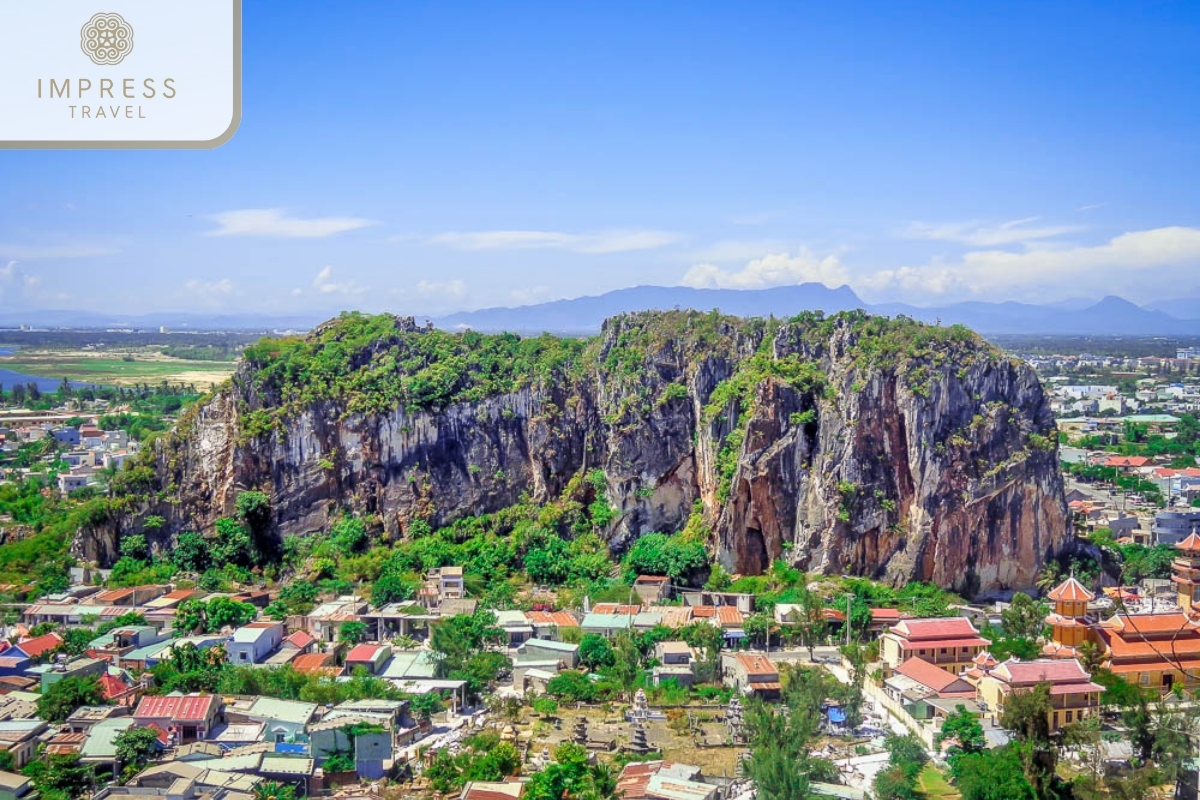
[85,311,1068,596]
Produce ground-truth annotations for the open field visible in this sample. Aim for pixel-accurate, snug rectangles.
[0,349,236,388]
[918,765,960,799]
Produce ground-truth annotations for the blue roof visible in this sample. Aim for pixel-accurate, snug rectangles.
[826,707,847,723]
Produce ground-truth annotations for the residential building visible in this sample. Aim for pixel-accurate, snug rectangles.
[0,770,32,800]
[36,656,107,692]
[976,658,1103,732]
[615,761,717,800]
[244,697,317,743]
[226,621,284,665]
[516,638,579,668]
[461,782,524,800]
[133,693,222,744]
[78,716,136,772]
[300,596,367,643]
[1156,510,1200,546]
[0,721,47,769]
[721,653,781,699]
[494,610,535,647]
[632,575,671,604]
[880,617,991,673]
[345,643,392,675]
[884,657,975,708]
[526,610,580,641]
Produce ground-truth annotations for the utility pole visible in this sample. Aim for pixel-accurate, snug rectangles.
[845,593,853,648]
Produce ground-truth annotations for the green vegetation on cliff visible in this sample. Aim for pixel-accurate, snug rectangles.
[237,308,992,436]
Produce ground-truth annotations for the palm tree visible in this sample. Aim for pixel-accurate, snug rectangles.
[252,781,295,800]
[203,643,227,668]
[1035,562,1062,594]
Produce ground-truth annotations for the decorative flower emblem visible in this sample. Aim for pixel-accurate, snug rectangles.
[80,12,134,66]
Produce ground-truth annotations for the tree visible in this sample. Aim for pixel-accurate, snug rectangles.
[608,632,643,699]
[1000,592,1044,641]
[1035,562,1061,594]
[533,696,559,719]
[212,517,256,567]
[370,572,416,607]
[172,531,209,572]
[119,533,148,560]
[743,613,774,650]
[578,634,616,669]
[409,692,444,722]
[872,734,927,800]
[999,684,1056,795]
[175,597,256,634]
[37,675,104,723]
[338,620,368,644]
[114,725,161,773]
[21,753,94,800]
[935,704,986,756]
[235,490,272,531]
[949,744,1036,800]
[546,670,597,702]
[252,782,296,800]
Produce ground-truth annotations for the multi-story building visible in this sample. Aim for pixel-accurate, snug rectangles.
[1042,577,1094,660]
[1155,510,1200,546]
[1093,612,1200,692]
[976,658,1102,732]
[1174,533,1200,613]
[880,617,991,674]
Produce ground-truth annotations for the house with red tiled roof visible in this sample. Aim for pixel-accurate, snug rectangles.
[880,617,991,674]
[344,643,391,675]
[978,658,1103,732]
[284,630,316,652]
[292,652,340,675]
[868,608,911,634]
[721,652,780,699]
[14,632,63,660]
[1101,455,1153,474]
[526,610,580,641]
[132,693,221,743]
[885,657,975,703]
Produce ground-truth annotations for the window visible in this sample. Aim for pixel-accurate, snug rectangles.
[1066,711,1073,724]
[940,648,947,654]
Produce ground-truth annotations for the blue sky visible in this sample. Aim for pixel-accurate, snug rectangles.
[2,1,1200,316]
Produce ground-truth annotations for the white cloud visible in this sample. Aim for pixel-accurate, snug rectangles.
[0,261,16,280]
[861,225,1200,300]
[0,243,118,259]
[680,249,850,290]
[903,217,1083,247]
[205,209,376,238]
[184,278,235,297]
[423,228,680,254]
[416,279,467,299]
[311,265,366,295]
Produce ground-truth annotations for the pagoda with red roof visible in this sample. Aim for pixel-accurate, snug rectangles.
[1042,577,1095,659]
[1173,533,1200,614]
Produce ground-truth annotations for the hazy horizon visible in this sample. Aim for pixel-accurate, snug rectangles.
[3,2,1199,317]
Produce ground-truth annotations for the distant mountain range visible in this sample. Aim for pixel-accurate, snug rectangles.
[1,285,1198,336]
[437,285,1200,336]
